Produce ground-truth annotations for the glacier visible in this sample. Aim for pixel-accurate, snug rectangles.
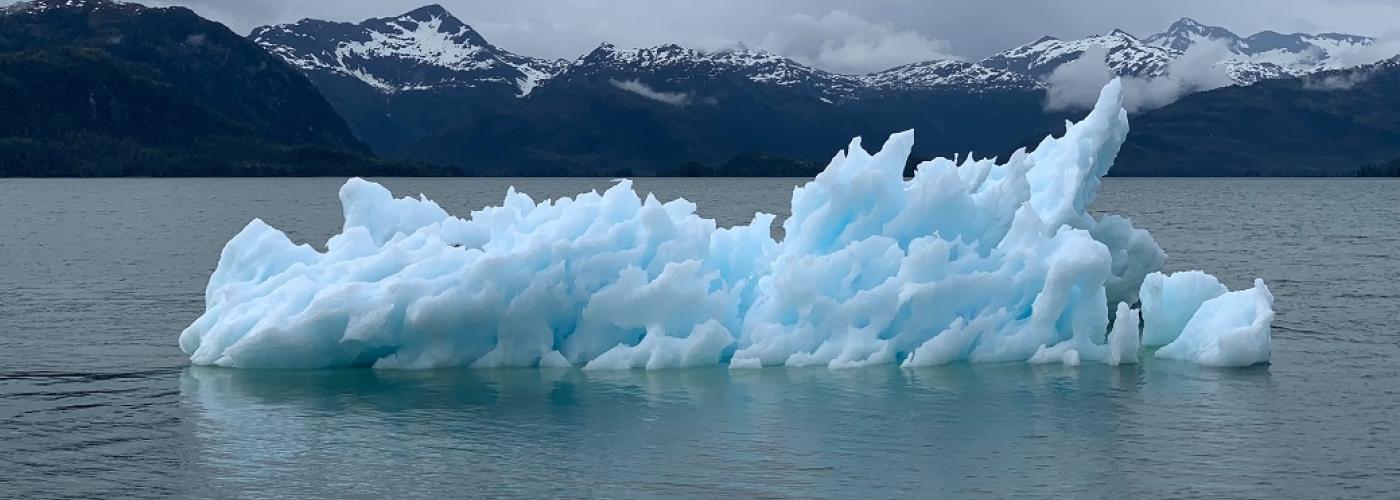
[179,79,1274,370]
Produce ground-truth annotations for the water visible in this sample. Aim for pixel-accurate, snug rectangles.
[2,177,1398,498]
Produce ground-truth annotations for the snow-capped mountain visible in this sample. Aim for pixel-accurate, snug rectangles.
[250,4,564,96]
[984,17,1380,87]
[1145,17,1247,53]
[553,43,864,100]
[252,5,1033,100]
[1146,17,1375,75]
[242,5,1400,176]
[551,42,1044,100]
[982,30,1179,79]
[252,5,1388,104]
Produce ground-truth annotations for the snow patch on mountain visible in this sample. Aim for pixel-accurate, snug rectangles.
[863,60,1041,91]
[333,14,490,73]
[983,30,1179,79]
[4,0,137,14]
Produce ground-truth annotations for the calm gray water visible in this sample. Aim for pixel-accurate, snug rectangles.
[1,178,1398,499]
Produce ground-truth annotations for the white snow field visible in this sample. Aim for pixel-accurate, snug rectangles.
[179,80,1273,370]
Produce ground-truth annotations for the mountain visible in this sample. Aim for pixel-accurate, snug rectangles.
[250,6,1043,168]
[982,18,1379,87]
[250,6,1398,176]
[553,43,864,102]
[862,59,1041,92]
[250,4,564,96]
[250,4,568,158]
[0,0,436,176]
[1145,17,1377,86]
[253,10,1037,103]
[1146,17,1374,74]
[4,1,1392,177]
[250,5,1062,174]
[401,39,1060,174]
[1146,17,1248,52]
[1116,57,1400,176]
[982,30,1179,79]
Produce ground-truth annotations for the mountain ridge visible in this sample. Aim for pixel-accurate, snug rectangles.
[253,6,1385,100]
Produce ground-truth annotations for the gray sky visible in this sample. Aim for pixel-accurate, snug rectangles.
[55,0,1400,73]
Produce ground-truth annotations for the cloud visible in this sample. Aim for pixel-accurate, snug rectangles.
[609,79,693,106]
[1322,35,1400,68]
[1043,48,1117,111]
[1302,66,1379,90]
[757,10,957,74]
[1044,41,1234,112]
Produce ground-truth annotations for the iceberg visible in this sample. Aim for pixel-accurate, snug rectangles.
[1153,278,1274,367]
[179,79,1274,370]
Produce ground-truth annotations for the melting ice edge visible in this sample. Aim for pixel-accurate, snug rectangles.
[180,80,1274,370]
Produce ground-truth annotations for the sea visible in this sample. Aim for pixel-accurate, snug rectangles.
[2,177,1398,498]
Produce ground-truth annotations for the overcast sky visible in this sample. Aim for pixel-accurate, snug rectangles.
[62,0,1400,73]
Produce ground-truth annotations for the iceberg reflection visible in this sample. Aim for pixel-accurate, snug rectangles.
[181,362,1273,497]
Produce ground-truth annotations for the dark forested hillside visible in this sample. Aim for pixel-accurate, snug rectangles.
[412,74,1067,175]
[1358,157,1400,176]
[1115,57,1400,176]
[0,0,443,176]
